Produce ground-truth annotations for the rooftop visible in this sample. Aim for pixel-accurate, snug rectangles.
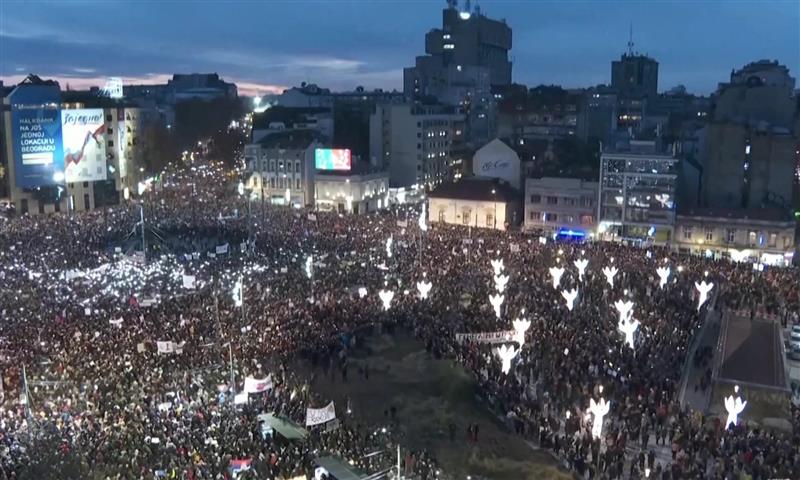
[428,177,520,202]
[677,207,794,223]
[255,129,324,150]
[252,106,331,130]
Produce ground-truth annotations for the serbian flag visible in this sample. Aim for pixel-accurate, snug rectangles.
[229,459,252,477]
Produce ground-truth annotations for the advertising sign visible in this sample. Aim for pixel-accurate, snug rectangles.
[117,108,127,178]
[12,107,64,188]
[62,109,107,182]
[314,148,351,171]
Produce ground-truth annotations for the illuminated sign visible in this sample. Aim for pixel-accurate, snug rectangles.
[62,109,107,182]
[315,148,351,171]
[117,108,127,178]
[12,106,64,188]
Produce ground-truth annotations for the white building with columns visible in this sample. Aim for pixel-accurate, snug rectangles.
[428,177,521,231]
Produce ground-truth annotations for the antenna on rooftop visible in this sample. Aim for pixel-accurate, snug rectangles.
[627,22,634,55]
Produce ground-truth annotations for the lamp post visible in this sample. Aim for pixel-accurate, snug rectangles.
[491,188,497,230]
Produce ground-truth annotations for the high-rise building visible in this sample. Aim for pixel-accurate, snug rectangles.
[611,53,659,101]
[403,1,512,144]
[702,60,797,210]
[369,103,465,188]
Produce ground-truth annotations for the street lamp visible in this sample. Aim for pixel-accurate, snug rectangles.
[491,188,497,229]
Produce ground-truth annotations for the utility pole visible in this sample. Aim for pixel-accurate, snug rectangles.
[228,342,235,394]
[397,444,401,480]
[139,204,146,258]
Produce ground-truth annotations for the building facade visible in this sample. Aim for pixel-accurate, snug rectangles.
[244,129,323,207]
[471,138,521,189]
[597,141,678,243]
[428,177,520,231]
[673,208,795,266]
[524,177,598,236]
[314,170,389,214]
[369,103,465,188]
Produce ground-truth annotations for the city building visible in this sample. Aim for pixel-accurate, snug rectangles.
[581,86,617,144]
[496,85,583,142]
[243,129,324,207]
[251,106,333,143]
[403,1,512,144]
[427,177,521,230]
[124,73,238,104]
[524,177,598,236]
[673,207,795,266]
[611,50,658,101]
[471,138,521,189]
[2,75,147,215]
[369,103,465,188]
[701,60,797,210]
[314,168,389,214]
[597,140,678,243]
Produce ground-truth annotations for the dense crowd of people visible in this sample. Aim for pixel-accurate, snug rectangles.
[0,162,798,479]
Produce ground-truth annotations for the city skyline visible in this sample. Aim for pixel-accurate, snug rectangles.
[1,0,798,96]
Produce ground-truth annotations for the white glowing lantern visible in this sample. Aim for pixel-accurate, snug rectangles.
[574,258,589,281]
[386,236,393,258]
[548,266,565,289]
[496,344,519,375]
[602,266,618,288]
[489,293,504,319]
[418,203,428,232]
[561,288,578,311]
[357,287,368,298]
[304,255,313,279]
[490,258,504,276]
[724,385,747,429]
[232,277,243,307]
[656,266,671,289]
[512,318,530,346]
[416,280,432,299]
[695,281,714,310]
[613,299,634,326]
[619,316,640,349]
[493,274,509,293]
[588,397,610,439]
[378,289,394,311]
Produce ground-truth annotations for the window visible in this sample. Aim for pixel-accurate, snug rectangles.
[530,194,541,204]
[295,161,301,173]
[83,194,90,211]
[768,233,777,248]
[270,178,276,188]
[546,196,557,205]
[438,209,446,222]
[107,128,113,134]
[461,209,471,225]
[564,197,576,207]
[38,201,45,214]
[705,228,713,242]
[580,215,593,225]
[296,178,301,190]
[106,114,112,121]
[486,213,494,228]
[529,211,541,221]
[748,231,757,247]
[683,226,692,240]
[108,140,114,147]
[544,213,558,222]
[20,199,28,214]
[784,237,792,249]
[725,228,735,244]
[270,161,275,172]
[278,161,283,170]
[83,182,89,188]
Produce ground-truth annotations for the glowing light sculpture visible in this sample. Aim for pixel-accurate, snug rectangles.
[724,385,747,429]
[489,293,504,319]
[232,277,243,307]
[490,258,504,276]
[357,287,368,298]
[304,255,313,279]
[618,316,640,349]
[549,266,565,289]
[656,266,670,289]
[512,318,530,346]
[574,258,589,281]
[496,344,519,375]
[695,281,714,310]
[418,204,428,232]
[386,236,393,258]
[416,280,432,299]
[378,289,394,311]
[602,266,618,288]
[494,274,509,293]
[613,299,634,326]
[561,288,579,311]
[588,397,610,439]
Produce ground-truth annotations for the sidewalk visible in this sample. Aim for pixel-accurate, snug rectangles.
[680,309,722,412]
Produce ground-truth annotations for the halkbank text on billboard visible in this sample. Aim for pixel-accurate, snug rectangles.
[12,106,64,188]
[62,109,107,183]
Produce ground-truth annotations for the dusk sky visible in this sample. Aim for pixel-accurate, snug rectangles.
[1,0,798,96]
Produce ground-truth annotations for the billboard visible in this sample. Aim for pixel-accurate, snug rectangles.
[12,107,64,188]
[315,148,351,171]
[117,108,127,178]
[62,109,107,183]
